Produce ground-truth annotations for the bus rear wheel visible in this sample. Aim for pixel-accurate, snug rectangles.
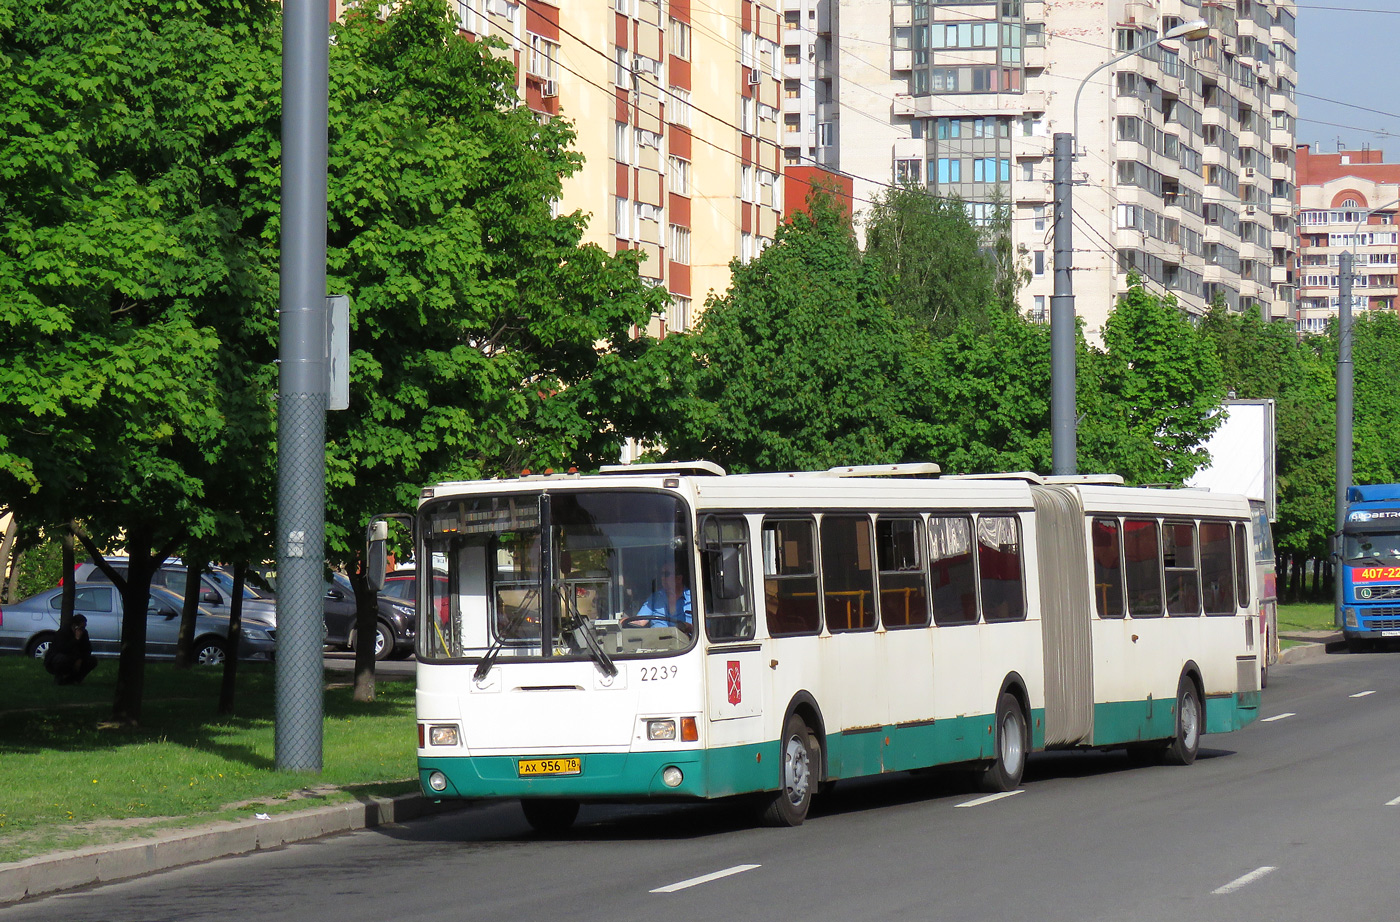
[761,713,819,827]
[980,692,1028,793]
[521,798,579,835]
[1164,676,1202,766]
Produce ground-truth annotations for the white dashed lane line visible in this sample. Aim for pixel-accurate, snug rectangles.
[1350,690,1376,698]
[1385,796,1400,807]
[1213,866,1277,895]
[651,864,761,893]
[1260,712,1296,722]
[955,791,1024,808]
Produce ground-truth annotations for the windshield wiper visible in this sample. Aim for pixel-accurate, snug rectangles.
[562,587,617,678]
[474,635,506,682]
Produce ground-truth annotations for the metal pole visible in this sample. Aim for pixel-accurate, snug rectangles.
[276,0,330,772]
[1334,250,1354,623]
[1051,131,1076,476]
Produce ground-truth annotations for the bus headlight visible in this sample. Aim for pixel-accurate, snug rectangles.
[428,771,449,792]
[662,766,684,787]
[1344,607,1358,628]
[647,719,677,741]
[429,724,460,746]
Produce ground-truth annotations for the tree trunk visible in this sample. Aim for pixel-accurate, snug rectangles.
[1276,553,1290,603]
[174,558,207,670]
[60,525,76,633]
[219,562,245,715]
[1312,557,1323,602]
[351,559,377,703]
[0,516,18,604]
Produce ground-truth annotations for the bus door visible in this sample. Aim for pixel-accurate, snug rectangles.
[700,516,763,729]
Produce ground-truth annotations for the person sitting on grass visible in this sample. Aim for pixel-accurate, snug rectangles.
[45,614,98,686]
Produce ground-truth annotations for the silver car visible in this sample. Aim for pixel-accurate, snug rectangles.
[0,583,275,665]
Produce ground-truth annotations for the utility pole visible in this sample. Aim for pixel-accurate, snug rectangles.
[1051,131,1076,476]
[1334,250,1354,621]
[275,0,330,772]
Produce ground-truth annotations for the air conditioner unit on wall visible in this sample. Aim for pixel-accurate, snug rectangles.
[748,69,762,85]
[542,80,558,98]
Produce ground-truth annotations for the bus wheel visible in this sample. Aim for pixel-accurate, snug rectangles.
[761,713,819,827]
[1164,677,1202,766]
[521,798,578,835]
[980,692,1028,793]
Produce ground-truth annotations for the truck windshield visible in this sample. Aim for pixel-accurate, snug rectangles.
[420,490,694,663]
[1344,533,1400,566]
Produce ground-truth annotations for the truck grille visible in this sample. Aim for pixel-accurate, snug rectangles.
[1359,610,1400,629]
[1356,585,1400,601]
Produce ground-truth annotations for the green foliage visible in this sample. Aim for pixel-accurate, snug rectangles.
[302,0,666,561]
[10,533,63,601]
[1080,279,1225,485]
[863,185,1006,335]
[654,189,927,472]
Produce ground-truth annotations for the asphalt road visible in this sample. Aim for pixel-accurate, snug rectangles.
[5,647,1396,922]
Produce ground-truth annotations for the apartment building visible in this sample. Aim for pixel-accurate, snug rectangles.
[794,0,1298,335]
[1294,145,1400,334]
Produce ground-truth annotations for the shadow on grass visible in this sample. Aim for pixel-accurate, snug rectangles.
[0,656,413,770]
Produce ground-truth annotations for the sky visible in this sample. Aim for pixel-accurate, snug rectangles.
[1296,3,1400,155]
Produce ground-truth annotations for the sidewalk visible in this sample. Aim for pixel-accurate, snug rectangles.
[1278,629,1345,663]
[0,791,465,905]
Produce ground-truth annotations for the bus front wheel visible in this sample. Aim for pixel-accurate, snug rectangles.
[1163,677,1202,766]
[980,692,1028,793]
[761,713,819,827]
[521,798,579,835]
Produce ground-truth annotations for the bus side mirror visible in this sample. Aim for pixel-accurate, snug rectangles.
[714,547,745,600]
[367,520,389,592]
[1329,534,1340,559]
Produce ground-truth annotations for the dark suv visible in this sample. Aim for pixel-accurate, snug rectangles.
[325,572,415,660]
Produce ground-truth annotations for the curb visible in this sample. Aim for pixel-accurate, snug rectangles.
[0,792,461,905]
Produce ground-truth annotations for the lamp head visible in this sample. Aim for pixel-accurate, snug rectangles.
[1165,19,1210,41]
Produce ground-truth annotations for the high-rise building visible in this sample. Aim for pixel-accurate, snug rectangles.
[1295,145,1400,335]
[790,0,1298,335]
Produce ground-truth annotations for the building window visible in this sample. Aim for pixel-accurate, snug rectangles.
[669,225,691,265]
[936,157,961,184]
[668,19,691,59]
[1033,205,1046,231]
[667,296,690,332]
[895,158,922,184]
[667,87,692,128]
[528,33,558,81]
[668,156,691,195]
[1034,250,1045,275]
[614,196,630,238]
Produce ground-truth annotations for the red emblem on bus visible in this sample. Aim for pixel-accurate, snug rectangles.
[726,661,742,705]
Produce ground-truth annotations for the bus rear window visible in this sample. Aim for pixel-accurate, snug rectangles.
[763,519,820,636]
[1092,518,1125,618]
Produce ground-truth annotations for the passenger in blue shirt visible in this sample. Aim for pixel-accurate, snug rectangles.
[623,562,692,632]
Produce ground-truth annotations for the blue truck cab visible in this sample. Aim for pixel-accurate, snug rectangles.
[1339,484,1400,650]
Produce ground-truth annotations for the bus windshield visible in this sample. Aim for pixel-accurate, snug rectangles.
[420,490,694,662]
[1344,532,1400,566]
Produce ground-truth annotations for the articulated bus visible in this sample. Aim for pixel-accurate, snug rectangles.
[371,462,1264,831]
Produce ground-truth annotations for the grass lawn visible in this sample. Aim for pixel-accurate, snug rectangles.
[1277,602,1336,634]
[0,658,417,865]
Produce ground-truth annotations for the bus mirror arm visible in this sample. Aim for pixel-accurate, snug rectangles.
[715,547,745,600]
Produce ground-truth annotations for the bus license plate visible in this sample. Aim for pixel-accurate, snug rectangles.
[518,757,581,776]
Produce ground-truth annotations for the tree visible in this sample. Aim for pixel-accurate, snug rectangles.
[302,1,666,698]
[1080,279,1225,485]
[862,185,1009,336]
[0,0,282,723]
[654,188,927,472]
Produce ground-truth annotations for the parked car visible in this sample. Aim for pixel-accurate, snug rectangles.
[379,569,449,622]
[76,559,280,636]
[325,573,416,661]
[0,584,275,665]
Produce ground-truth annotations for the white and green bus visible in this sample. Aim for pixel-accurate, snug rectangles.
[371,462,1263,831]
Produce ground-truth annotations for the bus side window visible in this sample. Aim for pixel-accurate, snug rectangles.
[701,516,755,642]
[978,515,1025,622]
[1200,521,1236,615]
[1124,519,1163,617]
[876,516,929,629]
[1234,522,1250,606]
[763,518,820,636]
[929,515,978,626]
[1164,521,1200,616]
[821,515,876,632]
[1092,518,1125,618]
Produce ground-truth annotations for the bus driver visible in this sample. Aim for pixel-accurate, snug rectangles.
[622,561,693,632]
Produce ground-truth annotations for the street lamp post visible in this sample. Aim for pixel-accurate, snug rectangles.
[1050,19,1210,476]
[1334,199,1399,620]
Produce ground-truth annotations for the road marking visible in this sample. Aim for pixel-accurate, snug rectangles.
[1213,866,1277,895]
[955,791,1024,808]
[651,864,760,893]
[1385,796,1400,807]
[1260,712,1296,722]
[1351,690,1376,698]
